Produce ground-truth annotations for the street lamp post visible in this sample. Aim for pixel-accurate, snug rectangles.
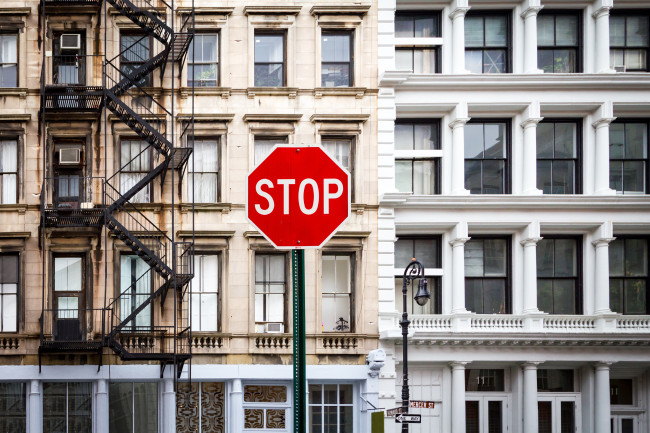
[400,258,430,433]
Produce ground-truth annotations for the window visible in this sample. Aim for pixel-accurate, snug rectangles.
[610,237,648,314]
[465,369,507,433]
[537,237,582,314]
[466,369,505,392]
[243,384,289,431]
[609,121,648,194]
[43,382,92,433]
[0,254,18,332]
[465,12,510,73]
[0,383,25,433]
[255,254,286,333]
[0,34,17,87]
[394,12,440,73]
[120,139,151,203]
[610,12,649,72]
[465,121,510,194]
[187,138,219,203]
[322,254,353,332]
[120,255,151,331]
[254,136,288,166]
[109,382,158,433]
[538,370,578,433]
[308,384,354,433]
[538,370,575,393]
[321,31,353,87]
[322,137,354,200]
[177,382,226,432]
[395,120,440,195]
[120,33,151,87]
[537,121,581,194]
[191,254,219,332]
[394,237,441,314]
[610,379,634,405]
[0,139,17,204]
[53,31,85,85]
[189,33,219,87]
[255,32,285,87]
[537,12,581,73]
[465,237,510,314]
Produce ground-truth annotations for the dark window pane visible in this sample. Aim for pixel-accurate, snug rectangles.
[537,239,555,277]
[626,239,648,276]
[609,239,625,276]
[551,160,574,194]
[538,15,554,45]
[625,124,647,159]
[465,279,482,313]
[415,16,436,37]
[554,123,577,158]
[555,15,578,46]
[483,279,506,314]
[553,280,576,314]
[553,49,576,73]
[481,160,505,194]
[610,16,626,46]
[610,161,623,191]
[610,279,624,313]
[413,238,440,268]
[484,124,506,158]
[488,401,503,433]
[538,370,574,392]
[484,239,507,276]
[554,239,577,277]
[627,16,649,47]
[610,379,634,405]
[538,402,552,433]
[465,240,484,277]
[465,124,485,159]
[560,402,575,433]
[322,64,350,87]
[465,17,484,47]
[0,383,26,433]
[484,49,506,73]
[622,418,634,433]
[538,279,554,313]
[537,160,553,193]
[465,160,482,194]
[254,64,283,87]
[538,49,555,73]
[622,161,645,193]
[609,124,625,159]
[625,279,646,314]
[537,123,555,158]
[395,16,414,37]
[485,16,507,46]
[466,401,480,433]
[395,239,414,268]
[465,369,505,392]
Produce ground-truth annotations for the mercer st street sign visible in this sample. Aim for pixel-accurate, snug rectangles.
[247,145,351,249]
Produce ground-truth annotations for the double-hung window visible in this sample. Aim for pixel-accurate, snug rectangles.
[43,382,92,433]
[321,31,353,87]
[537,12,581,73]
[322,254,353,332]
[176,382,226,432]
[537,237,582,315]
[322,137,354,200]
[394,236,442,314]
[120,139,151,203]
[255,253,286,333]
[465,12,510,73]
[395,120,440,195]
[109,382,158,433]
[537,120,581,194]
[254,32,285,87]
[308,384,354,433]
[610,12,649,72]
[254,136,288,166]
[465,237,510,314]
[0,383,25,433]
[187,138,219,203]
[0,254,18,332]
[0,34,17,87]
[120,255,151,332]
[191,254,219,332]
[120,33,151,87]
[188,33,219,87]
[0,139,17,204]
[394,12,441,73]
[609,237,648,314]
[465,121,510,194]
[609,121,648,194]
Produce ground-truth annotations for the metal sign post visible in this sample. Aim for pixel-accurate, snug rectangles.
[292,249,306,433]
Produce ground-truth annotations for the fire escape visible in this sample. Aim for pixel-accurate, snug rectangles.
[39,0,195,377]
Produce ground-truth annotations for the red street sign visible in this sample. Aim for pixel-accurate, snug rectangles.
[247,145,351,249]
[410,400,435,409]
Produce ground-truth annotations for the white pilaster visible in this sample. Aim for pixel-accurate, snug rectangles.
[451,362,469,433]
[593,1,615,74]
[522,362,541,433]
[593,222,615,315]
[449,103,470,195]
[450,222,470,315]
[231,379,244,432]
[162,378,175,433]
[450,1,470,74]
[592,102,617,195]
[521,222,542,314]
[96,379,109,433]
[28,380,40,433]
[521,103,543,195]
[594,362,614,433]
[521,2,543,74]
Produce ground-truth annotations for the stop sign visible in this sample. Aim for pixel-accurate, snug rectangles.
[247,145,351,249]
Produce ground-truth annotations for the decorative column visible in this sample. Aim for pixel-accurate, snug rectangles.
[28,380,40,433]
[521,121,543,195]
[450,222,470,314]
[521,236,542,313]
[521,2,543,73]
[450,1,470,74]
[230,379,243,432]
[522,363,541,433]
[593,226,615,315]
[593,102,616,195]
[96,380,109,433]
[451,362,469,433]
[594,362,614,433]
[593,1,615,74]
[162,378,175,433]
[449,103,470,195]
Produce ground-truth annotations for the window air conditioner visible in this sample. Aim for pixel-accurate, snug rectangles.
[59,148,81,165]
[265,323,284,333]
[60,34,81,51]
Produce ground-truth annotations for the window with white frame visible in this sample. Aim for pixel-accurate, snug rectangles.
[0,253,18,332]
[0,382,25,433]
[537,370,579,433]
[394,236,441,314]
[43,382,92,433]
[0,34,17,87]
[109,382,158,433]
[255,253,286,333]
[394,11,441,73]
[187,138,219,203]
[322,137,354,201]
[254,136,288,166]
[120,139,151,203]
[0,139,17,204]
[243,384,289,431]
[191,254,219,332]
[188,33,219,87]
[394,119,440,195]
[322,254,353,332]
[465,369,508,433]
[176,382,226,432]
[308,384,354,433]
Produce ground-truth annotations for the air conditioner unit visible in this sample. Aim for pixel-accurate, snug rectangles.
[614,65,626,73]
[265,323,284,333]
[60,34,81,51]
[59,148,81,165]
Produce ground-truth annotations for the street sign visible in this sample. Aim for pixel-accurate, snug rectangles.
[247,145,351,249]
[410,400,435,409]
[395,414,422,424]
[386,407,405,417]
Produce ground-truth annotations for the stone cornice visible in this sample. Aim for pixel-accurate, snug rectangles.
[0,8,31,16]
[177,230,235,238]
[176,7,234,16]
[310,114,370,123]
[243,113,303,123]
[243,6,302,15]
[0,114,30,122]
[310,5,371,16]
[176,113,235,122]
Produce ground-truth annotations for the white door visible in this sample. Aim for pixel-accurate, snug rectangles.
[611,415,638,433]
[537,395,580,433]
[466,396,509,433]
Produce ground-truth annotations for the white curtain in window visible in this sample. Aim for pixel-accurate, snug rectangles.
[120,173,149,203]
[1,35,16,64]
[321,255,351,331]
[191,255,218,331]
[120,256,151,329]
[0,140,16,204]
[187,140,218,203]
[0,283,16,332]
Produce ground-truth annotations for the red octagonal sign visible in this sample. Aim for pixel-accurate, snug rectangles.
[247,145,351,249]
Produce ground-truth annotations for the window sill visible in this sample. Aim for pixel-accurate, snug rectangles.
[0,88,27,98]
[180,202,232,213]
[314,87,369,99]
[247,87,299,98]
